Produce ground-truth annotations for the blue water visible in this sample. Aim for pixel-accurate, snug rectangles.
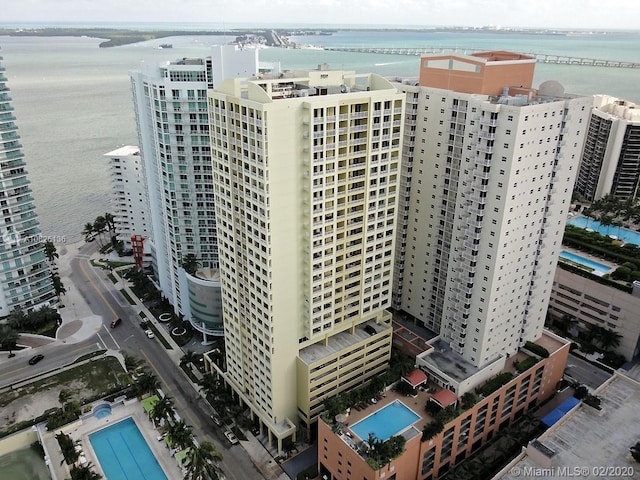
[351,400,420,442]
[89,417,167,480]
[568,217,640,246]
[559,250,611,276]
[93,404,112,419]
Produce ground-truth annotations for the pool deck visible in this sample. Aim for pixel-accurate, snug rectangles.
[56,399,184,480]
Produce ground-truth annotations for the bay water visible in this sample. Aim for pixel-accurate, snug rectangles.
[0,29,638,242]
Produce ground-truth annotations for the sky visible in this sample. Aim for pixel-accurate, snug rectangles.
[3,0,640,30]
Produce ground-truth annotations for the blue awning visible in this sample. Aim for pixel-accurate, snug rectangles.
[541,397,580,427]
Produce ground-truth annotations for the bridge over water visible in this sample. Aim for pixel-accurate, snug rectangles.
[322,46,640,68]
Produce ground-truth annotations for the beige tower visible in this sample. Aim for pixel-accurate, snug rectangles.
[207,68,404,451]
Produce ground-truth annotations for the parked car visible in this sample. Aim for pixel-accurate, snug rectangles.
[139,320,148,329]
[145,329,155,339]
[224,430,239,445]
[28,354,44,365]
[110,318,122,328]
[210,414,222,426]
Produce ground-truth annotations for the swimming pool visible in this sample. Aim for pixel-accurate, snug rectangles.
[89,417,167,480]
[350,400,420,442]
[559,250,612,276]
[568,217,640,246]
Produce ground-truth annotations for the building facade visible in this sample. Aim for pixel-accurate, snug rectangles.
[318,330,570,480]
[391,52,591,374]
[104,145,150,251]
[130,45,264,326]
[549,264,640,361]
[205,68,404,451]
[574,95,640,202]
[0,52,56,316]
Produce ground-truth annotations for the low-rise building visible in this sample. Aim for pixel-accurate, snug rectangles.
[318,330,569,480]
[493,372,640,480]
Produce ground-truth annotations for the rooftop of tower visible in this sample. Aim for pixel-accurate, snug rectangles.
[213,66,399,102]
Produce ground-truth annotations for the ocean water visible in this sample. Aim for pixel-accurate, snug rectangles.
[0,29,639,242]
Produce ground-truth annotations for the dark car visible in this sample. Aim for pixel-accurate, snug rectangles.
[110,318,122,328]
[139,320,148,330]
[28,354,44,365]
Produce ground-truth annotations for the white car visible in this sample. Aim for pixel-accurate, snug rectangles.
[145,329,155,339]
[224,430,239,445]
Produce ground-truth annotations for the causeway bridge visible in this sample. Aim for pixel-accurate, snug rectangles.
[322,46,640,68]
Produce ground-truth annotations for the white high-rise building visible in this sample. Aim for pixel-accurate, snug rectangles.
[0,52,56,316]
[206,68,404,450]
[130,45,270,331]
[391,52,590,386]
[104,146,149,251]
[575,95,640,202]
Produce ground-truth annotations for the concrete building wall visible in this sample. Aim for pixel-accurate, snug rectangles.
[209,70,404,451]
[319,332,569,480]
[549,266,640,360]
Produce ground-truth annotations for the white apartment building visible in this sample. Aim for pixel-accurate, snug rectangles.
[104,145,150,251]
[206,68,404,451]
[575,95,640,202]
[130,45,266,325]
[0,52,56,315]
[392,52,590,379]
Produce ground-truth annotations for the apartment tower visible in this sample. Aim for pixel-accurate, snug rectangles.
[0,52,56,316]
[392,52,590,378]
[207,68,404,450]
[130,45,262,332]
[574,95,640,202]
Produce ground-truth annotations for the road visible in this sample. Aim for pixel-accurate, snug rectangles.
[565,352,613,390]
[3,242,264,480]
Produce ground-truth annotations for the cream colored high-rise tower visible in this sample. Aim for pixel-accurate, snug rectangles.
[207,68,404,450]
[392,52,590,377]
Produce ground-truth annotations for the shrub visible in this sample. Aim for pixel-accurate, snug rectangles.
[421,419,444,441]
[515,357,539,373]
[524,341,549,358]
[478,372,514,396]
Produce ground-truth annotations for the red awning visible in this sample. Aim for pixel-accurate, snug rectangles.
[403,368,428,387]
[430,389,458,408]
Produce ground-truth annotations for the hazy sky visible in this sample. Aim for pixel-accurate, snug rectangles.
[3,0,640,30]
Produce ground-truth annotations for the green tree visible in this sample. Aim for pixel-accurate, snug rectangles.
[181,254,200,276]
[181,350,200,367]
[7,307,28,331]
[597,328,622,352]
[135,371,160,396]
[58,389,72,412]
[630,442,640,463]
[124,354,143,372]
[52,272,67,296]
[82,222,94,242]
[43,240,59,264]
[150,395,174,426]
[69,462,103,480]
[167,419,194,451]
[184,441,224,480]
[104,212,116,232]
[0,324,19,357]
[93,216,108,247]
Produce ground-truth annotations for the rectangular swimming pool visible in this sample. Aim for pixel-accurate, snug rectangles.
[559,250,612,276]
[89,417,167,480]
[350,400,420,442]
[568,216,640,246]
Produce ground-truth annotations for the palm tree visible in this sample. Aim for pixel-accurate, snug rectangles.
[184,441,224,480]
[104,212,116,232]
[181,350,200,367]
[630,441,640,462]
[180,254,200,276]
[167,419,194,451]
[7,307,28,331]
[58,389,72,412]
[43,240,59,264]
[0,324,19,357]
[69,462,103,480]
[124,354,143,372]
[93,216,107,247]
[597,328,622,352]
[150,395,174,426]
[82,222,94,242]
[135,371,160,396]
[52,272,67,296]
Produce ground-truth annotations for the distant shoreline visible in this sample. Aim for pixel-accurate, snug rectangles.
[1,26,626,48]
